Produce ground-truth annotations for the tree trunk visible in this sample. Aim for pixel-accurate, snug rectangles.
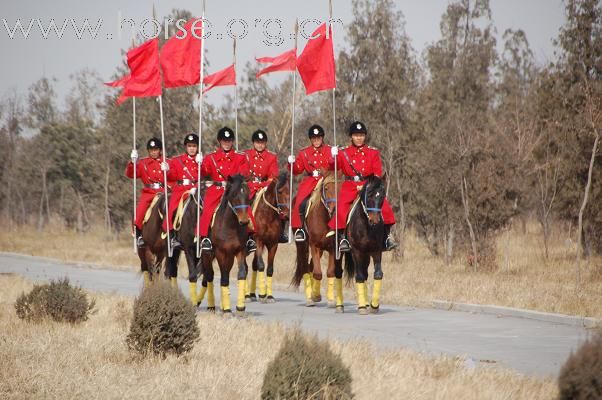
[576,134,599,287]
[104,163,111,235]
[37,168,47,231]
[446,222,455,266]
[461,176,478,272]
[394,174,405,259]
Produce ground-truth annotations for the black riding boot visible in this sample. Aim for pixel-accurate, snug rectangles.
[338,230,351,253]
[383,225,398,252]
[246,234,257,254]
[135,227,145,248]
[279,220,289,243]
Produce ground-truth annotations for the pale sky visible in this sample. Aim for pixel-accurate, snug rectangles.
[0,0,567,107]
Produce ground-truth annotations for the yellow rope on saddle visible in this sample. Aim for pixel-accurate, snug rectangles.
[143,194,161,224]
[305,177,325,218]
[172,193,191,231]
[251,186,268,215]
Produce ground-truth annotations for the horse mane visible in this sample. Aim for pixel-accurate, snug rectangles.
[221,174,246,206]
[276,172,288,189]
[359,175,382,198]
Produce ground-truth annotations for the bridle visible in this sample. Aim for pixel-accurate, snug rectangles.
[321,179,337,218]
[262,181,288,218]
[360,181,385,222]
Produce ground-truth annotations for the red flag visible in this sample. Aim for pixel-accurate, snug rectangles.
[160,18,202,88]
[256,49,297,78]
[117,38,162,104]
[296,23,336,95]
[104,74,130,87]
[203,64,236,93]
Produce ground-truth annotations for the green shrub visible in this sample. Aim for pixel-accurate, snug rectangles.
[126,281,199,357]
[558,334,602,400]
[14,278,95,324]
[261,329,353,400]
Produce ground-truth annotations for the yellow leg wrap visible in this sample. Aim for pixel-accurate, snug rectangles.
[356,282,367,308]
[142,271,151,287]
[170,277,177,288]
[198,285,207,304]
[362,282,370,308]
[207,282,215,308]
[189,282,198,305]
[248,270,257,296]
[221,286,231,312]
[258,271,267,297]
[312,277,321,298]
[237,280,246,310]
[303,273,312,300]
[371,279,382,308]
[266,276,273,297]
[327,277,335,303]
[335,278,344,307]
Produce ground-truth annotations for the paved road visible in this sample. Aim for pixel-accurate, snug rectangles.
[0,252,589,378]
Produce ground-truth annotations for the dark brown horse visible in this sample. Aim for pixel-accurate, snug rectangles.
[246,173,290,303]
[138,193,167,285]
[292,171,344,309]
[197,174,251,314]
[164,187,206,305]
[343,174,387,315]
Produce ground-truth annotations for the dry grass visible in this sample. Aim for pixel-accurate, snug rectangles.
[2,219,601,318]
[0,274,556,399]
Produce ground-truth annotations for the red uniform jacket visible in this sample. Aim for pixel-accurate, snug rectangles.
[244,148,279,199]
[125,157,168,230]
[162,153,200,232]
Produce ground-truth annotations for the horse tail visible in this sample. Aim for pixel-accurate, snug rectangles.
[291,242,308,288]
[344,252,355,284]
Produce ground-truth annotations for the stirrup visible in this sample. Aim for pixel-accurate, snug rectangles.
[338,238,351,253]
[200,237,213,251]
[170,236,182,250]
[246,238,257,254]
[384,235,398,252]
[136,236,145,248]
[294,229,306,242]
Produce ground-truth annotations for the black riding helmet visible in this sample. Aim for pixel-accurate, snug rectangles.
[308,124,325,138]
[349,121,367,136]
[184,133,199,145]
[146,137,162,150]
[252,129,268,143]
[217,126,234,141]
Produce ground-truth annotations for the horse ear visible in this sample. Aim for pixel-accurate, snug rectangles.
[228,175,233,183]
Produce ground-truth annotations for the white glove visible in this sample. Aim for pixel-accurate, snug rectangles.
[160,162,169,172]
[195,153,203,163]
[287,155,296,164]
[331,146,339,156]
[188,187,197,196]
[130,149,138,161]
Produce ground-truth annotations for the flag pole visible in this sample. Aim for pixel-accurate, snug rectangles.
[132,97,137,254]
[158,95,172,257]
[328,0,340,260]
[288,19,299,243]
[196,1,206,258]
[233,37,239,151]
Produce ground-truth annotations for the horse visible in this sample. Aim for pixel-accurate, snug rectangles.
[342,174,387,315]
[291,170,344,310]
[245,172,290,303]
[164,186,207,306]
[138,193,168,286]
[197,174,252,314]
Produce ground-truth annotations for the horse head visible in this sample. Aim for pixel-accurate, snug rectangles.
[275,172,290,219]
[360,174,387,226]
[225,174,250,226]
[321,169,343,216]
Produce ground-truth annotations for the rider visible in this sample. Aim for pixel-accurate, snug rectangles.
[288,124,335,242]
[198,126,256,253]
[125,137,169,248]
[244,129,288,243]
[327,121,397,252]
[162,133,201,250]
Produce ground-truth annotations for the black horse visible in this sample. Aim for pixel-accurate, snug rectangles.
[343,174,387,315]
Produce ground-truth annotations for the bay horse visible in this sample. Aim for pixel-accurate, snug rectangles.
[246,173,290,303]
[164,186,207,306]
[343,174,387,315]
[291,170,344,310]
[197,174,251,314]
[138,193,168,285]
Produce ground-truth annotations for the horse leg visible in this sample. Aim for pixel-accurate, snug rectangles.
[235,249,248,315]
[334,255,344,313]
[354,250,370,315]
[138,248,151,287]
[255,241,267,302]
[166,248,180,288]
[310,246,323,303]
[216,250,234,314]
[326,251,336,307]
[370,251,384,313]
[265,243,278,303]
[184,247,201,306]
[201,253,216,311]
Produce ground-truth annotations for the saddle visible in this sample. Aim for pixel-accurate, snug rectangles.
[143,193,163,224]
[299,177,325,227]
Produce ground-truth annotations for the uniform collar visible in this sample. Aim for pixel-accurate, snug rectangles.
[352,144,366,152]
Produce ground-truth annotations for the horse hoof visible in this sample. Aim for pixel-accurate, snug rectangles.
[266,296,276,303]
[306,299,315,307]
[370,304,380,314]
[335,305,344,314]
[222,309,232,316]
[358,307,369,315]
[235,307,246,317]
[246,294,257,303]
[327,301,335,308]
[207,306,216,313]
[311,295,322,303]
